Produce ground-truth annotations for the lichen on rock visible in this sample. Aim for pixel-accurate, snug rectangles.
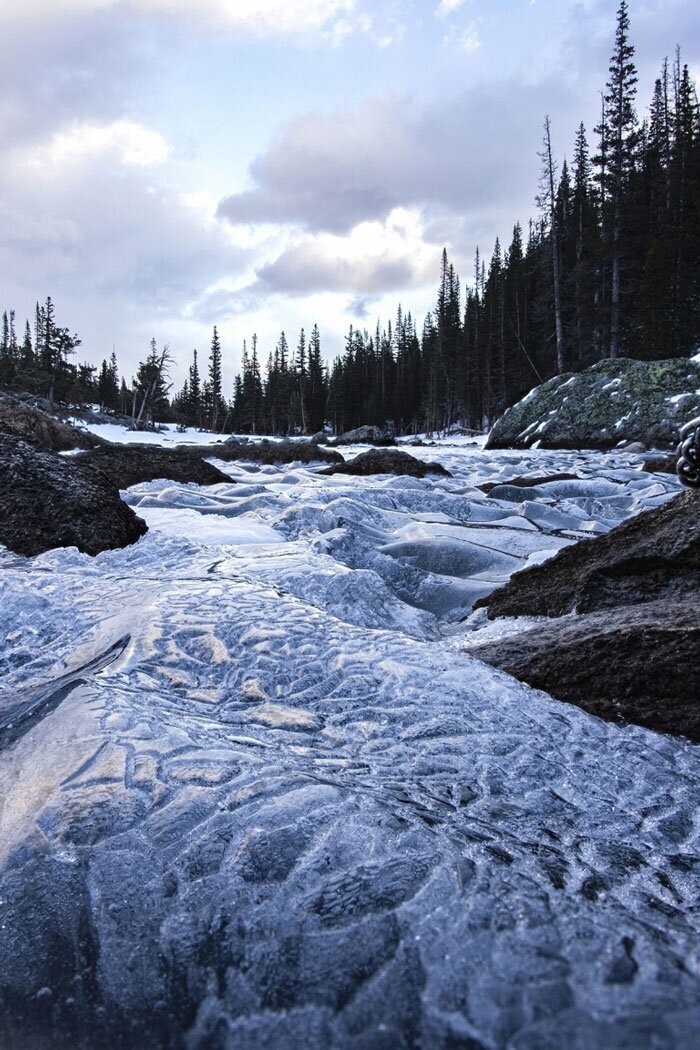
[486,356,700,451]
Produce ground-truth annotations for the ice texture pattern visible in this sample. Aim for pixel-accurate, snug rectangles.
[0,442,698,1050]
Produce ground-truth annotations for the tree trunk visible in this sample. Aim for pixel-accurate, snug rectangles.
[610,208,621,358]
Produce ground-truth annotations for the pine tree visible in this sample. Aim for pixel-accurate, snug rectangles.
[208,326,224,430]
[21,320,33,367]
[133,339,172,427]
[538,116,566,372]
[276,331,291,434]
[569,123,599,362]
[40,296,55,372]
[188,348,202,426]
[97,358,119,409]
[307,324,326,432]
[598,0,638,357]
[294,328,308,433]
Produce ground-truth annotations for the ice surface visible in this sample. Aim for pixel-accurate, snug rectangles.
[1,443,697,1049]
[134,505,286,545]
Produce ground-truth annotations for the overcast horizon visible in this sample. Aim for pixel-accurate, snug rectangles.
[1,0,698,388]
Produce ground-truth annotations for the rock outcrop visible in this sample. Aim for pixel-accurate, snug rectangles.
[0,397,105,452]
[471,600,699,742]
[0,436,148,557]
[642,454,677,475]
[213,439,342,465]
[323,448,452,478]
[80,445,233,488]
[472,488,699,740]
[486,356,700,451]
[475,488,699,618]
[330,425,396,446]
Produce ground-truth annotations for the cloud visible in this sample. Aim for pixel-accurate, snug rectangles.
[454,21,481,53]
[435,0,467,17]
[28,121,171,169]
[556,0,700,92]
[0,10,148,146]
[0,120,249,371]
[0,0,367,38]
[254,209,439,297]
[189,209,439,330]
[346,295,375,319]
[218,80,579,237]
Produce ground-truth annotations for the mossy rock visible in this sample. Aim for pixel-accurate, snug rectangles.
[486,357,700,450]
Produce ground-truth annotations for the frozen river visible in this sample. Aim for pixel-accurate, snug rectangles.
[0,440,698,1049]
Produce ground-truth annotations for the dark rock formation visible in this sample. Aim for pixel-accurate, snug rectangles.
[80,445,233,488]
[0,397,105,452]
[330,425,396,447]
[642,454,677,475]
[323,448,451,478]
[213,439,342,466]
[472,489,699,740]
[486,357,700,451]
[0,436,147,557]
[476,488,699,618]
[471,601,699,742]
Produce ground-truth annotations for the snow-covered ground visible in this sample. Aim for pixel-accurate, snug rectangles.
[78,420,313,446]
[76,420,233,445]
[1,440,698,1048]
[77,418,489,451]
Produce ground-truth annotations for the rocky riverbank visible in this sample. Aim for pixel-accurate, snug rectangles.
[472,487,700,740]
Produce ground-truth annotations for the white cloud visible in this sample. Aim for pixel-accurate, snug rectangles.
[218,81,576,237]
[145,0,359,35]
[0,0,366,38]
[23,121,171,169]
[255,208,441,296]
[0,120,249,377]
[329,11,374,47]
[435,0,466,18]
[455,20,481,53]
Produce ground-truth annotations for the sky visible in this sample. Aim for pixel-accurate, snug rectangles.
[1,0,698,390]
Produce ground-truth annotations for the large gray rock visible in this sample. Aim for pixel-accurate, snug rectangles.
[212,439,342,466]
[471,600,700,742]
[80,444,233,488]
[331,425,396,447]
[0,435,147,557]
[0,396,105,452]
[472,488,700,740]
[486,357,700,451]
[323,447,451,478]
[476,488,699,618]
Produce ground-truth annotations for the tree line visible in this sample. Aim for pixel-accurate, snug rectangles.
[1,3,698,435]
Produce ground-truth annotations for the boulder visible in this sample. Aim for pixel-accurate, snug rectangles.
[323,448,451,478]
[642,454,677,475]
[471,488,699,740]
[331,425,396,447]
[80,445,233,488]
[476,488,699,618]
[0,397,105,452]
[0,435,147,557]
[486,356,700,451]
[210,439,342,466]
[470,600,699,742]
